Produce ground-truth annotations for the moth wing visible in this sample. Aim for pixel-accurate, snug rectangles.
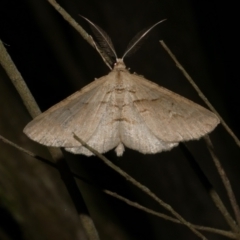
[24,75,120,154]
[65,87,123,156]
[130,74,219,142]
[119,95,178,154]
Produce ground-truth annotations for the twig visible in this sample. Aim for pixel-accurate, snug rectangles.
[1,134,237,239]
[0,39,100,240]
[104,190,236,239]
[0,134,56,167]
[204,136,240,229]
[74,134,208,240]
[180,144,239,234]
[209,189,240,236]
[160,40,240,148]
[47,0,112,69]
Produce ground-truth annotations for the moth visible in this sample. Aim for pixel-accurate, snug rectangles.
[24,18,220,156]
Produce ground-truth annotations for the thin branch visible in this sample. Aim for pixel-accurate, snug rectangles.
[204,136,240,229]
[1,134,237,239]
[0,39,100,240]
[0,135,55,167]
[47,0,112,69]
[209,189,240,235]
[74,134,208,240]
[160,40,240,148]
[104,190,236,239]
[181,144,239,233]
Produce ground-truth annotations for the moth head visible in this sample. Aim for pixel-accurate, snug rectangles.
[113,59,126,70]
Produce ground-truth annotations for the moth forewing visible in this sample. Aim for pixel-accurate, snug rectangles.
[128,73,220,142]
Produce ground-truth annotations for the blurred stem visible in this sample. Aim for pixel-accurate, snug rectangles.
[204,136,240,229]
[0,134,56,167]
[0,40,41,117]
[160,40,240,148]
[0,39,100,240]
[74,134,208,240]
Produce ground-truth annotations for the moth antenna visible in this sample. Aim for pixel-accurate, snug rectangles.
[122,27,150,58]
[80,15,118,60]
[122,19,167,59]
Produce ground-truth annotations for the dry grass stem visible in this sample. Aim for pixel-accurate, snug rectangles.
[181,143,239,235]
[209,188,240,234]
[104,190,236,239]
[204,136,240,229]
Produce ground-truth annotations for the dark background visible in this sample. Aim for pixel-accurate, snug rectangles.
[0,0,239,240]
